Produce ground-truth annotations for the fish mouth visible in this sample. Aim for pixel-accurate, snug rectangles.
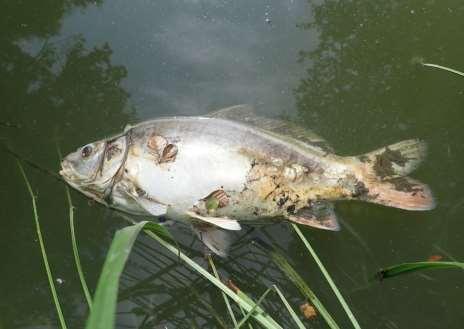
[59,159,71,178]
[60,159,79,182]
[59,160,102,201]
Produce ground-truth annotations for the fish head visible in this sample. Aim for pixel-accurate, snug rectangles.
[60,140,107,184]
[60,134,128,202]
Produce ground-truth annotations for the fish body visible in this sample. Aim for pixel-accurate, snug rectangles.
[60,105,435,255]
[118,117,345,217]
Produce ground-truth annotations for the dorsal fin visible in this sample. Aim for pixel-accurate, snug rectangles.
[287,201,340,231]
[207,104,333,154]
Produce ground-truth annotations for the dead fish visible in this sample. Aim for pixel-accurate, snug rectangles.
[60,105,435,256]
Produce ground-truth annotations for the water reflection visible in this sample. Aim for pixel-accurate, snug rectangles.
[117,225,313,328]
[294,1,464,328]
[0,1,132,328]
[296,0,464,151]
[0,1,131,150]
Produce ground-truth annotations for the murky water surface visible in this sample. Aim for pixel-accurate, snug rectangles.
[1,1,464,328]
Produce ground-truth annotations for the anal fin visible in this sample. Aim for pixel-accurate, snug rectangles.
[192,222,234,257]
[185,210,241,231]
[287,201,340,231]
[119,179,169,217]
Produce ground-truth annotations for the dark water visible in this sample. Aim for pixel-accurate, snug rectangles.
[1,1,464,328]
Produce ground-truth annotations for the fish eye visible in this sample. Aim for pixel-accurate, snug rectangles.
[81,145,93,158]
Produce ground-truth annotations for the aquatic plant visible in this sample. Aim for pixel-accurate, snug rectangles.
[421,63,464,78]
[18,162,68,329]
[87,214,363,329]
[377,261,464,280]
[85,219,283,329]
[57,146,94,310]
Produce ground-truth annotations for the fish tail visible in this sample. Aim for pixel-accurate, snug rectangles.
[349,139,435,211]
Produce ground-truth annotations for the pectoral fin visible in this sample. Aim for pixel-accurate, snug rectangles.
[185,210,241,231]
[124,184,168,216]
[121,182,169,217]
[136,197,168,216]
[287,201,340,231]
[192,223,234,257]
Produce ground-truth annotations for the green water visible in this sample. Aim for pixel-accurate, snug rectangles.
[1,1,463,328]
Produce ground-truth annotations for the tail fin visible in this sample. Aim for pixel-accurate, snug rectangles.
[351,139,435,211]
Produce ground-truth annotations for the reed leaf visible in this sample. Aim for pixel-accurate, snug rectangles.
[87,219,283,329]
[65,186,93,310]
[259,239,339,329]
[233,283,307,329]
[56,144,93,310]
[377,261,464,280]
[140,222,283,329]
[292,224,361,329]
[422,62,464,78]
[235,287,273,329]
[86,221,174,329]
[86,221,146,329]
[208,255,239,327]
[17,161,68,329]
[272,285,306,329]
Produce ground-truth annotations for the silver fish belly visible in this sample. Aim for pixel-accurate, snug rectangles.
[125,129,253,210]
[112,116,336,220]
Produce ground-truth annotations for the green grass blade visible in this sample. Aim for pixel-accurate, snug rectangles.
[17,161,68,329]
[377,261,464,279]
[85,221,168,329]
[138,221,283,329]
[422,62,464,78]
[235,287,273,329]
[264,241,340,329]
[65,186,93,310]
[272,285,306,329]
[208,255,239,327]
[89,218,282,329]
[238,305,254,329]
[56,144,93,310]
[292,224,361,329]
[191,288,229,329]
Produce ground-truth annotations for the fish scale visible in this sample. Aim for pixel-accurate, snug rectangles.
[60,105,435,256]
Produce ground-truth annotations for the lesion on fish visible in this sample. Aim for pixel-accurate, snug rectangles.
[133,130,180,164]
[160,143,178,163]
[237,158,313,216]
[147,133,167,156]
[148,133,178,163]
[232,155,359,219]
[193,189,230,216]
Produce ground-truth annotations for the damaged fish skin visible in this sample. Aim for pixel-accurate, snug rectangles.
[60,107,435,249]
[207,156,358,222]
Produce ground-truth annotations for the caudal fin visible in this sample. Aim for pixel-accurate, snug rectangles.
[352,139,435,211]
